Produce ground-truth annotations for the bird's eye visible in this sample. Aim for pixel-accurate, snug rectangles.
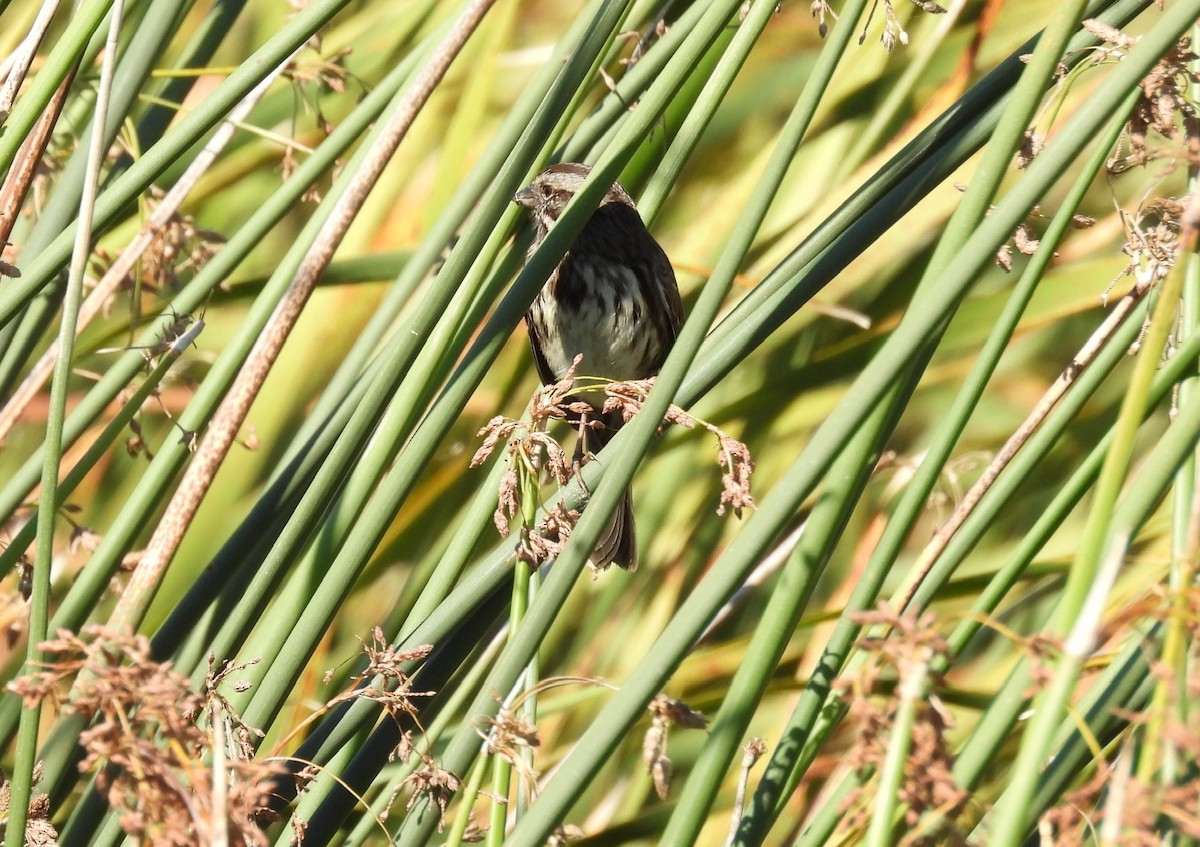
[539,183,553,198]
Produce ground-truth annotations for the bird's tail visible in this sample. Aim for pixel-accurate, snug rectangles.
[580,410,638,572]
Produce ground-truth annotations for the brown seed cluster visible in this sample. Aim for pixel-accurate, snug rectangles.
[319,628,454,830]
[325,626,434,725]
[89,188,224,315]
[643,694,709,800]
[0,764,58,845]
[1041,722,1200,844]
[473,357,755,570]
[1038,581,1200,842]
[836,606,967,844]
[857,0,947,52]
[1081,23,1200,173]
[600,378,756,518]
[6,627,283,846]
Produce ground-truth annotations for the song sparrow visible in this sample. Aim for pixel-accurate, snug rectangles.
[514,162,683,571]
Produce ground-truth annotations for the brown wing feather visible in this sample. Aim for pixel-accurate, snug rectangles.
[637,248,682,373]
[524,311,558,386]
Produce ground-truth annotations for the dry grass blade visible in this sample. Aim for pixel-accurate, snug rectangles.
[0,0,66,120]
[0,60,283,446]
[105,0,503,632]
[889,268,1157,616]
[8,628,284,845]
[0,68,75,255]
[723,738,767,847]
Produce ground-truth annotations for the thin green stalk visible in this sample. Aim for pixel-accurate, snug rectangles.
[1034,657,1158,818]
[443,756,488,847]
[731,376,919,837]
[0,0,192,397]
[309,618,510,845]
[759,87,1130,829]
[842,0,970,174]
[0,318,205,590]
[1137,430,1193,786]
[131,0,250,155]
[516,581,538,820]
[233,5,731,760]
[486,752,512,847]
[735,0,1124,835]
[635,0,772,220]
[279,0,713,472]
[486,465,537,846]
[791,763,865,847]
[447,3,1179,841]
[949,302,1200,797]
[864,655,933,847]
[0,0,356,329]
[392,7,768,844]
[985,361,1200,833]
[909,0,1091,303]
[894,101,1134,616]
[8,1,122,838]
[987,197,1198,845]
[231,0,647,736]
[0,0,379,535]
[488,0,877,840]
[1140,95,1200,786]
[661,379,900,846]
[0,0,113,177]
[941,299,1199,667]
[696,0,1146,400]
[390,423,523,641]
[0,50,401,789]
[560,1,709,167]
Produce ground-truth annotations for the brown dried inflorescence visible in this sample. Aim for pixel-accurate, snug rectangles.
[88,188,223,315]
[0,765,58,846]
[1090,194,1186,316]
[600,378,755,517]
[319,627,450,827]
[1041,742,1200,844]
[1082,22,1200,173]
[836,605,967,845]
[857,0,946,53]
[476,705,543,807]
[280,45,356,197]
[1015,130,1045,170]
[402,761,461,833]
[472,356,755,569]
[7,627,283,846]
[472,356,586,549]
[643,694,708,800]
[811,1,837,38]
[325,626,434,724]
[961,179,1093,272]
[1042,586,1200,844]
[512,501,582,570]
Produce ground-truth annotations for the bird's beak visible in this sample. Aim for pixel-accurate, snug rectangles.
[513,185,535,208]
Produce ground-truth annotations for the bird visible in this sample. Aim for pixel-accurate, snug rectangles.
[514,162,683,570]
